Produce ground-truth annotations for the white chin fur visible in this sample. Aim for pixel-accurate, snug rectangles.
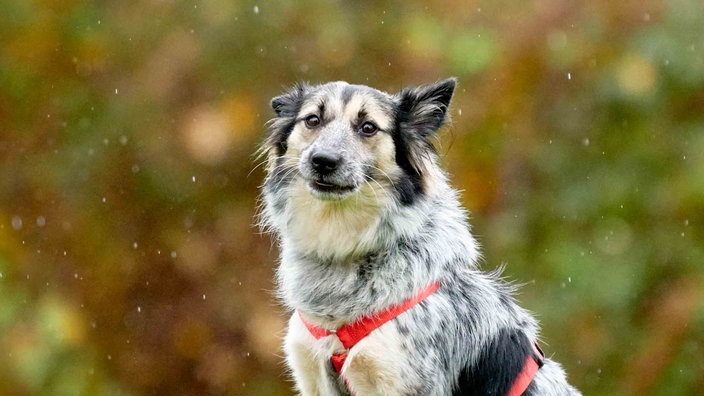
[284,179,390,259]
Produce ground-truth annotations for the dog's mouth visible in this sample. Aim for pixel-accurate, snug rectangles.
[308,179,357,199]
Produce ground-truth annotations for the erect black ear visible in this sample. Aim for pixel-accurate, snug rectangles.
[393,78,457,177]
[271,82,307,117]
[395,78,456,132]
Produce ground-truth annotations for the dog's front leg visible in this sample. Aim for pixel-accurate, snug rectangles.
[284,313,346,395]
[343,325,411,396]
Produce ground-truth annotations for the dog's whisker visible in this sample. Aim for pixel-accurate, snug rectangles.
[366,174,386,195]
[271,165,299,191]
[367,164,395,187]
[247,158,270,178]
[362,175,381,201]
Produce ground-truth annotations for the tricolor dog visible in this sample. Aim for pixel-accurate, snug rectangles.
[259,79,580,395]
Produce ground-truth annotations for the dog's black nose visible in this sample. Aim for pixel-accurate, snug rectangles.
[311,151,341,174]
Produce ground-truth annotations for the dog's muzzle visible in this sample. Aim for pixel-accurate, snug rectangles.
[307,150,357,198]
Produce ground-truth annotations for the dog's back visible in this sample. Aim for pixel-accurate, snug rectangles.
[260,79,580,395]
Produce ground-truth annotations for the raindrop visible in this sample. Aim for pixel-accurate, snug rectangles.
[107,354,112,360]
[102,197,106,203]
[170,251,178,258]
[567,72,572,80]
[131,164,140,173]
[115,88,119,95]
[458,108,462,116]
[74,273,78,279]
[36,216,46,227]
[568,276,572,283]
[0,273,3,279]
[253,5,259,14]
[11,216,22,230]
[192,176,196,182]
[119,135,128,145]
[684,219,689,226]
[137,306,141,313]
[202,294,206,300]
[133,242,138,249]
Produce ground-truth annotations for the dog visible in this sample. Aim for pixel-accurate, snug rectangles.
[259,78,581,395]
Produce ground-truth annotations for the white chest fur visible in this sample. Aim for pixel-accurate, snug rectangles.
[284,313,411,396]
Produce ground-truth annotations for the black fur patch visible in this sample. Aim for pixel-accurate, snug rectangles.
[452,328,537,396]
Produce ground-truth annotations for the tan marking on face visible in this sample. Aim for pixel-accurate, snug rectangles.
[343,92,393,131]
[298,102,322,120]
[366,132,400,187]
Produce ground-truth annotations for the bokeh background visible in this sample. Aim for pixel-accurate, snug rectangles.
[1,0,703,395]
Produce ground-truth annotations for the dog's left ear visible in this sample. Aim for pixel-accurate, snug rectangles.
[394,78,456,174]
[396,78,456,131]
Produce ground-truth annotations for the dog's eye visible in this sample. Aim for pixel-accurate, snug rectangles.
[360,122,378,136]
[304,115,321,129]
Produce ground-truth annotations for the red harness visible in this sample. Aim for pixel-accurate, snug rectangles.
[509,341,544,396]
[299,282,543,396]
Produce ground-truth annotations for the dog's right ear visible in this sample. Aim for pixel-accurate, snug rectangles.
[265,83,308,157]
[271,83,307,117]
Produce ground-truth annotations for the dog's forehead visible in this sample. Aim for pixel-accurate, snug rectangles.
[301,82,395,129]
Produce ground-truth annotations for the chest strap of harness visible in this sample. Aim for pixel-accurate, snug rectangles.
[299,281,544,396]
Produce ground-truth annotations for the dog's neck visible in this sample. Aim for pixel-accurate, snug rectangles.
[275,187,480,325]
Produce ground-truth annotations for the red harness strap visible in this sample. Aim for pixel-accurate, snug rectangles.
[299,282,441,374]
[507,341,544,396]
[299,282,544,395]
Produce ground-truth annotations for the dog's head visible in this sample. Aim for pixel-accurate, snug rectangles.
[261,79,456,205]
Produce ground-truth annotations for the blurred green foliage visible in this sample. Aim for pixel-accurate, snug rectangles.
[1,0,703,395]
